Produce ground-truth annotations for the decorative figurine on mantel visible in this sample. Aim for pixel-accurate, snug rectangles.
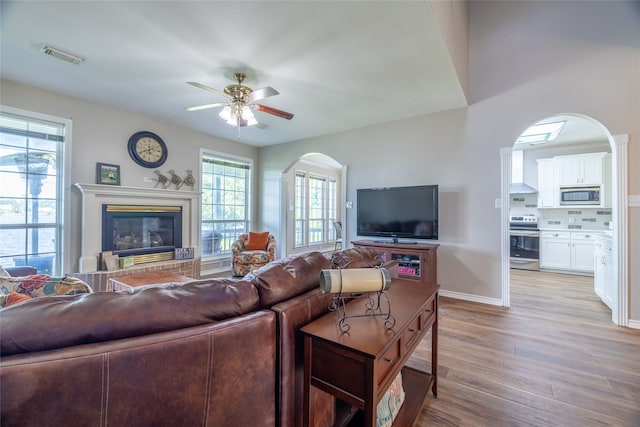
[183,170,196,190]
[153,170,170,189]
[167,169,184,189]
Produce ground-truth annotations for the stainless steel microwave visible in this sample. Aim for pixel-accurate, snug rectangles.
[560,186,600,205]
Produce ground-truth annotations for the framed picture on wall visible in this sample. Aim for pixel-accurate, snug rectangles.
[96,163,121,185]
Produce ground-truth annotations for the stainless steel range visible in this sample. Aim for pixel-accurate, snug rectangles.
[510,214,540,271]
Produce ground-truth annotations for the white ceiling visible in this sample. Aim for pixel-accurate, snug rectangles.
[0,1,469,147]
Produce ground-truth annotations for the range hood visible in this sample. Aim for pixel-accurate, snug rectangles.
[510,150,537,194]
[510,182,538,194]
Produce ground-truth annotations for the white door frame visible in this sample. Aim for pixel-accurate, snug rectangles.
[500,133,629,327]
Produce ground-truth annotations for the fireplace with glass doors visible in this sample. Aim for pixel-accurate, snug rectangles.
[101,205,182,262]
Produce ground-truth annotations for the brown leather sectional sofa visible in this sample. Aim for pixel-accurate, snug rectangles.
[1,247,387,427]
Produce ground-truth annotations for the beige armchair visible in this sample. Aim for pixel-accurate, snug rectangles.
[231,232,276,276]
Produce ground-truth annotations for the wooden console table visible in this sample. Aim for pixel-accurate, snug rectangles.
[352,240,439,286]
[301,279,438,427]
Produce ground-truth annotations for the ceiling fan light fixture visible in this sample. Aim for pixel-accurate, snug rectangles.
[219,104,258,127]
[241,106,257,126]
[219,106,232,121]
[186,73,293,129]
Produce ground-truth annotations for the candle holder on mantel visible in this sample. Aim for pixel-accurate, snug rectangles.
[319,264,395,333]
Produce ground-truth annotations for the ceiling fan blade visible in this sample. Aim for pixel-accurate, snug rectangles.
[186,82,230,99]
[253,104,294,120]
[247,86,279,102]
[184,102,226,112]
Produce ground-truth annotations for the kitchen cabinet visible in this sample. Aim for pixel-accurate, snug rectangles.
[536,153,611,208]
[557,152,608,186]
[540,231,601,273]
[537,158,557,208]
[540,231,571,270]
[594,234,613,309]
[571,232,599,272]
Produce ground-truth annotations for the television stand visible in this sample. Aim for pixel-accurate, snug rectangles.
[373,239,418,245]
[352,240,439,286]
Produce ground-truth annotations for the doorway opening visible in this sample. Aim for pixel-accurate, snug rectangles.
[500,113,629,326]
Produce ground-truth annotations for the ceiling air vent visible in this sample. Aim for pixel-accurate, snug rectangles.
[40,45,84,65]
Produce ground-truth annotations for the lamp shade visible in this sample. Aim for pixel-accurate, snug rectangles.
[219,104,257,127]
[219,106,232,121]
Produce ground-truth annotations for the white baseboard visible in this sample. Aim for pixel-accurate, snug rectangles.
[439,289,504,306]
[627,319,640,329]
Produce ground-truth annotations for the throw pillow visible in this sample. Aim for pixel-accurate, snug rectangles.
[245,232,270,250]
[4,291,32,307]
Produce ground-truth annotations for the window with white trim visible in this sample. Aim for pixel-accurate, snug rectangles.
[0,111,66,275]
[294,172,306,246]
[200,153,252,257]
[293,170,338,249]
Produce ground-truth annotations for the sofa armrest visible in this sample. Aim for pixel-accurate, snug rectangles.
[270,288,336,427]
[231,233,248,257]
[382,259,399,278]
[266,234,277,261]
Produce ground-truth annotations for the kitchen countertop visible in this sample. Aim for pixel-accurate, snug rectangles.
[538,228,611,234]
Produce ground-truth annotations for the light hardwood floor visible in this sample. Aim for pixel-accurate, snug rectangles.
[409,269,640,427]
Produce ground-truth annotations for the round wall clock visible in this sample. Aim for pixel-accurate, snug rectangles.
[127,131,168,168]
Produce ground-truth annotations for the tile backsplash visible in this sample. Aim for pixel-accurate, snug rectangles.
[510,193,612,230]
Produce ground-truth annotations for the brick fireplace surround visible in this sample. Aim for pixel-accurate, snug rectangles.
[72,183,201,292]
[72,258,200,292]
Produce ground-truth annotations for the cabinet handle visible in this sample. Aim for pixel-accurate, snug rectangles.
[409,328,417,333]
[385,358,394,364]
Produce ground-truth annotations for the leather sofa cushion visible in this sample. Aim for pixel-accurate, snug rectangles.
[1,278,259,356]
[1,310,277,426]
[331,246,384,268]
[246,252,331,308]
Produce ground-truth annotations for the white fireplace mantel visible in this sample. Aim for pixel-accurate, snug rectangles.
[74,183,201,273]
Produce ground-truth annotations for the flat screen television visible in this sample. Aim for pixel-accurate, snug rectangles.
[357,185,438,241]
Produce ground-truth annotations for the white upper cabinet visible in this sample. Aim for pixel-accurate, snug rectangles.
[537,158,556,208]
[537,152,611,208]
[557,152,607,186]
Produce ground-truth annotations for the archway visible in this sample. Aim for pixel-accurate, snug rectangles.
[500,113,629,326]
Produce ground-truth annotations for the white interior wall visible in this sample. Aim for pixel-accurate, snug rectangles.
[1,1,637,321]
[259,0,640,319]
[0,79,258,273]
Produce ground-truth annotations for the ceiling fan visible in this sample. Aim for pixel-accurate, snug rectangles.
[185,73,294,128]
